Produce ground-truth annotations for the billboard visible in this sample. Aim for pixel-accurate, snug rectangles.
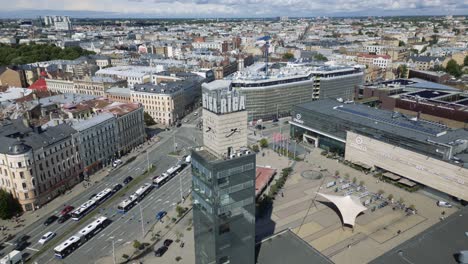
[345,131,468,200]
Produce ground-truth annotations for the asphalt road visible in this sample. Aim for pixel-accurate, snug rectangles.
[0,112,202,263]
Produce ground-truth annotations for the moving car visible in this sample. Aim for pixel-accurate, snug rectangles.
[43,215,58,226]
[156,211,167,221]
[437,201,453,208]
[13,235,29,251]
[60,205,75,216]
[57,214,71,224]
[163,239,173,247]
[89,193,97,200]
[112,183,123,193]
[123,176,133,185]
[155,246,168,257]
[38,231,56,245]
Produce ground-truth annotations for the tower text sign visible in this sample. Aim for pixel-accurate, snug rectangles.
[202,93,246,114]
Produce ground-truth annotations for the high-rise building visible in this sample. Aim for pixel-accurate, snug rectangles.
[191,81,256,264]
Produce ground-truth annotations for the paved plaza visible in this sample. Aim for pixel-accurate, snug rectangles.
[255,147,458,264]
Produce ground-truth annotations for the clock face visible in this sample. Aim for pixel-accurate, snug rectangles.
[225,128,240,138]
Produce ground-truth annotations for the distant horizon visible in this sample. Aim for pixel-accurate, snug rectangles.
[0,0,466,19]
[0,9,465,20]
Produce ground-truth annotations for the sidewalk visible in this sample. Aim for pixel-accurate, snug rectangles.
[0,137,160,241]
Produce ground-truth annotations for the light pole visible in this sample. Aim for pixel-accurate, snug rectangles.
[179,169,184,202]
[146,151,150,171]
[139,203,145,238]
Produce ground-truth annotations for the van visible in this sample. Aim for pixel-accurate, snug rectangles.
[437,201,452,208]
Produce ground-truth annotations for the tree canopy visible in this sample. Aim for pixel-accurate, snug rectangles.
[144,112,156,126]
[445,59,462,78]
[314,53,328,61]
[282,52,294,60]
[0,189,22,220]
[0,43,95,66]
[464,55,468,67]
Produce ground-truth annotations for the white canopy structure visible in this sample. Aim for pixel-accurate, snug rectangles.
[317,193,367,227]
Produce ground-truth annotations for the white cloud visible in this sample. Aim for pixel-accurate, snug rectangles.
[0,0,466,17]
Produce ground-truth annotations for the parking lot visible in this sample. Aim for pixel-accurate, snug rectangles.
[256,147,458,264]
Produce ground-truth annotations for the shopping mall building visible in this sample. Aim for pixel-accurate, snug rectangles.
[290,99,468,201]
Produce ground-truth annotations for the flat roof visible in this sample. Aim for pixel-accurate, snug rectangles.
[256,229,333,264]
[294,99,468,145]
[370,206,468,264]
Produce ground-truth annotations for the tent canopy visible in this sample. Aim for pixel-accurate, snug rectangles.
[317,193,367,227]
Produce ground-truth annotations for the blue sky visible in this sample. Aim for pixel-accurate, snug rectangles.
[0,0,466,18]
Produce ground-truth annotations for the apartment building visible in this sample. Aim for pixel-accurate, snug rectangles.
[45,79,75,94]
[357,54,391,69]
[131,72,204,126]
[72,113,118,175]
[74,76,126,97]
[0,120,83,211]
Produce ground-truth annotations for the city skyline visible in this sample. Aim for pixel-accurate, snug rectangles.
[0,0,466,18]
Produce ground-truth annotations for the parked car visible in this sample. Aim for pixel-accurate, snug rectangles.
[113,159,123,167]
[112,183,123,193]
[163,239,173,247]
[38,232,56,245]
[57,214,71,224]
[272,118,279,122]
[156,211,167,221]
[437,201,453,208]
[154,246,168,257]
[60,205,75,216]
[123,176,133,185]
[43,215,58,226]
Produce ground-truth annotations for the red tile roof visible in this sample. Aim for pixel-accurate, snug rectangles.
[256,167,277,198]
[28,78,47,91]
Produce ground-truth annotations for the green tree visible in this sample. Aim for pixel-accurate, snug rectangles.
[464,55,468,67]
[352,177,357,184]
[0,189,22,220]
[398,40,405,47]
[259,138,268,148]
[421,37,426,42]
[176,205,186,218]
[251,144,259,152]
[144,112,156,126]
[445,59,462,78]
[282,52,294,60]
[314,53,328,61]
[133,240,141,249]
[397,64,408,78]
[0,43,94,66]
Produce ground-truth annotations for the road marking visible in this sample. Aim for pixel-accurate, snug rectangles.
[172,203,177,206]
[26,247,39,252]
[164,200,170,204]
[84,247,94,253]
[106,226,120,236]
[118,231,126,237]
[157,198,162,202]
[4,242,13,246]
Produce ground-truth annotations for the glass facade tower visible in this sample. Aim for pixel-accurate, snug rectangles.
[192,150,256,264]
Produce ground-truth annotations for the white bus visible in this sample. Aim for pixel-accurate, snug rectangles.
[54,216,109,259]
[153,164,186,188]
[117,194,139,213]
[70,188,113,221]
[70,200,97,221]
[117,183,153,213]
[92,188,113,204]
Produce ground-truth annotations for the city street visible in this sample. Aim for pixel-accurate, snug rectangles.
[0,114,202,263]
